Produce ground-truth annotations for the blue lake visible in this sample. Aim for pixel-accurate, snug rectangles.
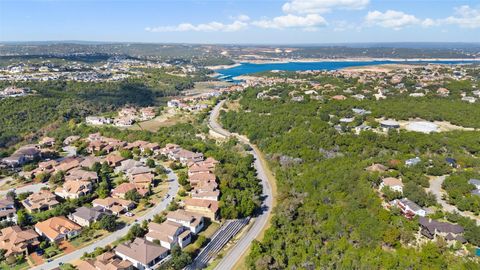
[216,60,479,79]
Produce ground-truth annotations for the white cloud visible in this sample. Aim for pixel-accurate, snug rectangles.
[421,18,437,27]
[231,14,251,22]
[252,14,327,30]
[145,20,248,32]
[282,0,369,14]
[365,10,420,30]
[333,20,357,31]
[443,5,480,28]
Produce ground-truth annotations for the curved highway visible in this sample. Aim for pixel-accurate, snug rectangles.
[31,168,179,270]
[208,100,274,270]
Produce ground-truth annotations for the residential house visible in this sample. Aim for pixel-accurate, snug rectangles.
[188,163,213,176]
[0,226,39,257]
[405,157,421,167]
[115,238,169,270]
[88,133,103,142]
[159,143,181,157]
[380,119,400,130]
[188,172,216,186]
[145,221,191,249]
[92,197,135,215]
[132,173,155,187]
[68,206,109,227]
[392,198,426,218]
[105,154,126,167]
[1,145,40,167]
[78,251,133,270]
[63,136,80,146]
[184,198,219,221]
[112,183,149,199]
[86,116,112,126]
[79,156,103,169]
[39,137,56,148]
[34,216,82,242]
[365,163,388,173]
[0,196,17,224]
[87,141,106,154]
[191,190,220,201]
[139,107,156,121]
[140,143,160,154]
[468,179,480,189]
[331,95,347,100]
[126,166,151,180]
[114,159,142,174]
[379,177,404,193]
[171,149,204,165]
[53,157,82,173]
[419,217,465,243]
[22,190,59,213]
[437,87,450,97]
[445,157,457,168]
[55,180,92,199]
[65,168,98,182]
[166,210,205,234]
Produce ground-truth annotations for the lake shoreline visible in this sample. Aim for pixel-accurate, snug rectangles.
[233,57,480,65]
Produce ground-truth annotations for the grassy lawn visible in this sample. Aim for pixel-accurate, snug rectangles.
[70,229,109,248]
[184,221,221,254]
[0,260,29,270]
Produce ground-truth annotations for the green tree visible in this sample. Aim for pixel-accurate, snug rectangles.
[97,215,117,232]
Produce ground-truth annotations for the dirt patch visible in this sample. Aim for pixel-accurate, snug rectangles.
[59,240,76,254]
[126,109,192,132]
[183,81,232,96]
[30,252,44,266]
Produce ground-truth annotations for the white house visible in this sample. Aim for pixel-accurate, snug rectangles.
[379,177,404,193]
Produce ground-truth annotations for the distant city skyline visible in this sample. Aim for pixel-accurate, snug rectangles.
[1,0,479,44]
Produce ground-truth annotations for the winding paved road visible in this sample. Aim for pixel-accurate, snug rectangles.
[208,100,274,270]
[31,168,179,270]
[428,175,480,225]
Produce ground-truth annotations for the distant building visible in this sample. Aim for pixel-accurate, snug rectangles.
[469,179,480,190]
[380,119,400,130]
[405,157,421,167]
[86,116,112,126]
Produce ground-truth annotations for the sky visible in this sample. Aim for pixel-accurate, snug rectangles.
[0,0,479,44]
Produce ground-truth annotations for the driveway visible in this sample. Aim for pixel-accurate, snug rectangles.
[206,100,274,270]
[30,168,179,270]
[428,175,480,225]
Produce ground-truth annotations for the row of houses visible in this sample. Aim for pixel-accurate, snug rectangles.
[89,144,222,270]
[86,107,157,127]
[166,99,210,112]
[78,210,208,270]
[159,144,220,220]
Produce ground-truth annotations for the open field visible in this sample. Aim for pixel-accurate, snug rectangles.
[183,81,232,96]
[126,108,193,132]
